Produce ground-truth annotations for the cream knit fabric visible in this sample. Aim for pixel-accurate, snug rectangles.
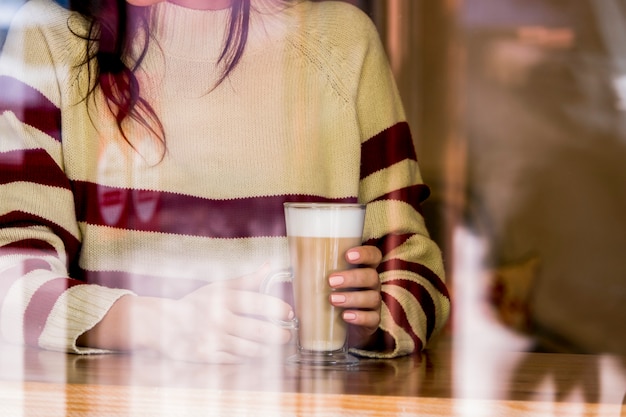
[0,0,449,358]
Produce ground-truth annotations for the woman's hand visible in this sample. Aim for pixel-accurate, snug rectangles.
[328,245,383,349]
[160,269,294,363]
[79,267,295,364]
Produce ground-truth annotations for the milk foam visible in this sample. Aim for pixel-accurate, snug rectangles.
[285,204,365,238]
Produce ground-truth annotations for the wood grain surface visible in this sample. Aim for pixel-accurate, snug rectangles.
[1,336,625,416]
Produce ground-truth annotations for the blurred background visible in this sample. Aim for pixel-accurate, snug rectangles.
[361,0,626,357]
[2,0,625,357]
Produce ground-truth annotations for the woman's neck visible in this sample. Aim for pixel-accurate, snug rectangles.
[167,0,232,10]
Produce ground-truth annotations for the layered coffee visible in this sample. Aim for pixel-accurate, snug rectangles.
[284,204,365,353]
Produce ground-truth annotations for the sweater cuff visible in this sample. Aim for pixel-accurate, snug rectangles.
[38,285,135,354]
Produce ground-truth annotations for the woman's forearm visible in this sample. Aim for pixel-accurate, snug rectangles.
[76,295,162,352]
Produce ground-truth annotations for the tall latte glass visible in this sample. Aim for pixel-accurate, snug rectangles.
[284,202,365,366]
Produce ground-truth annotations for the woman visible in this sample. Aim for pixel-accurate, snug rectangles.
[0,0,450,363]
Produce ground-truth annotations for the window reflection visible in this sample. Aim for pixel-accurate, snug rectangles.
[1,0,625,414]
[457,0,626,357]
[366,0,626,409]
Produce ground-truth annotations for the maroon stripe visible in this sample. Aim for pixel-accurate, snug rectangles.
[364,233,413,253]
[371,184,430,214]
[0,149,70,189]
[384,279,437,339]
[72,181,356,238]
[379,259,450,301]
[1,239,58,255]
[23,277,83,346]
[381,291,423,351]
[360,122,416,179]
[0,212,81,264]
[0,75,61,142]
[78,268,295,306]
[79,269,209,299]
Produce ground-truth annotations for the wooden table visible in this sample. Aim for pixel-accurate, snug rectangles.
[1,334,625,416]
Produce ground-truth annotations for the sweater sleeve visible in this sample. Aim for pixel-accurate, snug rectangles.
[0,1,132,354]
[351,16,451,358]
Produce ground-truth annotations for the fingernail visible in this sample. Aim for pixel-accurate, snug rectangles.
[347,251,360,261]
[330,294,346,304]
[288,310,295,320]
[329,275,344,287]
[343,312,357,321]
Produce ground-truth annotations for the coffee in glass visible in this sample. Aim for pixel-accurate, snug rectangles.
[283,202,365,366]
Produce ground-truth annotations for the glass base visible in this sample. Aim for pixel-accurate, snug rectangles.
[286,350,359,367]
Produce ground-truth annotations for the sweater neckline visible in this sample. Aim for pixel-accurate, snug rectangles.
[150,0,299,63]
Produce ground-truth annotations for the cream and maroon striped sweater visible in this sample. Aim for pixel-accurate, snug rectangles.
[0,0,449,358]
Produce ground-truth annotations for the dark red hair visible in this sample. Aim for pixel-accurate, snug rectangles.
[66,0,251,153]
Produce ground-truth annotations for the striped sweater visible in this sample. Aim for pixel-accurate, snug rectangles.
[0,0,449,358]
